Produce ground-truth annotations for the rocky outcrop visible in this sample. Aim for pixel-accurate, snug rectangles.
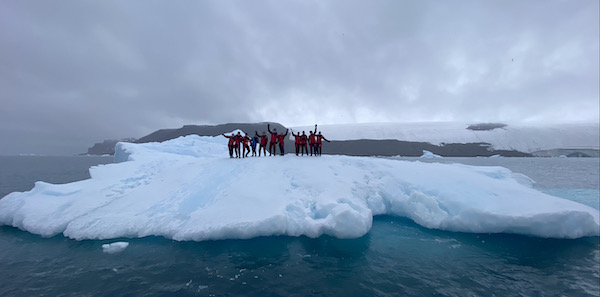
[86,138,136,155]
[135,122,286,143]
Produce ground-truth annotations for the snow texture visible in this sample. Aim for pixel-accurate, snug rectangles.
[420,150,443,158]
[292,122,599,153]
[0,134,598,240]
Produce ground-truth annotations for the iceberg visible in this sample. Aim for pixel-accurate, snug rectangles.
[0,135,598,241]
[420,150,443,158]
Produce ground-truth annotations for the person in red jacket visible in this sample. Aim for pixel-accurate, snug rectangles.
[222,133,236,158]
[233,131,243,158]
[255,131,268,156]
[242,133,251,158]
[277,129,289,156]
[308,124,318,156]
[292,131,302,156]
[300,131,308,156]
[267,124,279,156]
[315,131,330,156]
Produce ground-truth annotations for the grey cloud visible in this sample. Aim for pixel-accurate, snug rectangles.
[0,0,597,155]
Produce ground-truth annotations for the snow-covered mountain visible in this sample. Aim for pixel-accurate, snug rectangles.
[290,122,599,156]
[115,121,598,157]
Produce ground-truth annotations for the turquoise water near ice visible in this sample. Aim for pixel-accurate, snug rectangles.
[0,156,598,296]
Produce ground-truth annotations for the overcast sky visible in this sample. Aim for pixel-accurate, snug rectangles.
[1,0,598,155]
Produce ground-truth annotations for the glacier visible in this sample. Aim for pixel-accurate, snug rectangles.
[291,122,600,154]
[0,134,598,241]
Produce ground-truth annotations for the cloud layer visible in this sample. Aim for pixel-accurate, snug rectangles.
[1,0,598,154]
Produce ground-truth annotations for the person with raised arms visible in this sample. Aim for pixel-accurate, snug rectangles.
[222,133,236,158]
[277,129,289,156]
[308,124,317,156]
[267,124,279,156]
[300,131,309,156]
[242,133,251,158]
[255,131,268,157]
[315,131,330,156]
[291,130,302,156]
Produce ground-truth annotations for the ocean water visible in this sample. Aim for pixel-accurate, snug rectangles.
[0,156,598,296]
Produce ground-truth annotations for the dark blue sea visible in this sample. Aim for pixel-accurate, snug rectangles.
[0,156,598,296]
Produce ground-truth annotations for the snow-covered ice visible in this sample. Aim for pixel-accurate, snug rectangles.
[420,150,443,158]
[0,134,598,240]
[291,122,599,153]
[102,241,129,254]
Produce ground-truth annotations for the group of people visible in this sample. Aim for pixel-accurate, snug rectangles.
[222,124,330,158]
[291,124,330,156]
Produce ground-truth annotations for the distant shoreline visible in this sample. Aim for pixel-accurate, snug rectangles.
[83,122,599,158]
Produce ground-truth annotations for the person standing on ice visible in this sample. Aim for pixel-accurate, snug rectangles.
[242,133,251,158]
[277,129,289,156]
[291,131,302,156]
[300,131,309,156]
[233,131,243,158]
[251,135,258,157]
[255,131,268,156]
[222,133,236,158]
[267,124,279,156]
[315,131,330,156]
[308,124,317,156]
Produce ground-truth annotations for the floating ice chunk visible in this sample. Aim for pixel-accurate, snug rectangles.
[420,150,442,158]
[0,135,598,240]
[102,241,129,254]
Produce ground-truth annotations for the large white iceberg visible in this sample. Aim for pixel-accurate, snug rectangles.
[0,135,598,240]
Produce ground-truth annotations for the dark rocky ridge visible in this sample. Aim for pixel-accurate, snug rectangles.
[85,138,137,155]
[324,139,529,157]
[135,122,287,143]
[85,122,600,157]
[92,122,527,157]
[86,123,532,157]
[466,123,507,131]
